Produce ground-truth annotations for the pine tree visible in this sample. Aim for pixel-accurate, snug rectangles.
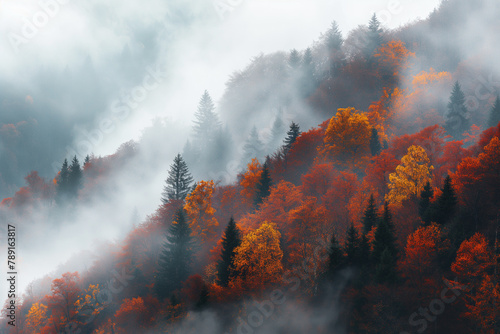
[192,90,221,145]
[162,154,194,204]
[369,128,382,156]
[365,14,383,58]
[254,161,272,207]
[68,156,82,198]
[324,21,344,77]
[300,48,315,95]
[195,284,209,310]
[268,111,286,152]
[445,81,470,139]
[326,231,344,280]
[84,155,90,166]
[217,217,242,287]
[155,209,194,299]
[241,126,265,166]
[358,234,371,267]
[288,49,301,70]
[345,223,360,266]
[419,181,434,225]
[362,194,379,234]
[434,175,457,225]
[283,122,301,154]
[372,202,398,266]
[487,96,500,128]
[56,158,70,203]
[375,247,397,284]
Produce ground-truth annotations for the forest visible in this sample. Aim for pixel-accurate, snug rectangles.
[1,0,500,333]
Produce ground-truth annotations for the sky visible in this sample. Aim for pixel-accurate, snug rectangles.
[0,0,443,300]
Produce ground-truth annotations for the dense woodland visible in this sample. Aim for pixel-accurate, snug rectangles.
[1,0,500,333]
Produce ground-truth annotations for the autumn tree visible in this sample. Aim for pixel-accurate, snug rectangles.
[26,303,48,333]
[46,272,81,325]
[217,217,242,287]
[487,96,500,128]
[386,145,433,206]
[445,81,470,139]
[155,209,194,299]
[114,297,149,331]
[362,194,378,234]
[232,222,283,291]
[162,153,194,203]
[433,175,457,225]
[184,180,219,243]
[320,107,371,169]
[254,160,272,206]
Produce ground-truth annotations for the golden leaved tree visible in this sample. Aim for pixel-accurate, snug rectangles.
[26,303,48,333]
[184,180,219,243]
[386,145,433,206]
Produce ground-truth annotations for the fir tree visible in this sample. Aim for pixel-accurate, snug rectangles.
[372,202,398,265]
[155,209,194,299]
[68,156,82,199]
[241,126,265,166]
[283,122,301,154]
[345,223,360,266]
[56,158,70,203]
[358,234,371,267]
[192,90,221,145]
[326,231,344,280]
[324,21,344,77]
[254,160,272,206]
[365,14,383,58]
[84,155,90,166]
[419,181,434,225]
[434,175,457,225]
[362,194,379,234]
[217,217,242,287]
[288,49,301,70]
[487,96,500,128]
[300,48,315,95]
[445,81,470,139]
[375,248,397,284]
[369,128,382,156]
[195,284,209,310]
[268,111,286,152]
[162,154,194,204]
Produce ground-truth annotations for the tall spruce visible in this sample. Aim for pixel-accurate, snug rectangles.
[434,175,457,225]
[419,181,434,225]
[345,223,360,266]
[155,209,194,299]
[56,158,70,203]
[255,160,272,206]
[369,128,382,156]
[487,96,500,128]
[68,156,82,198]
[192,90,221,145]
[326,231,344,280]
[162,154,194,204]
[288,49,301,70]
[241,126,265,166]
[217,217,242,287]
[362,194,379,234]
[365,14,383,59]
[445,81,470,139]
[372,202,397,265]
[283,122,301,154]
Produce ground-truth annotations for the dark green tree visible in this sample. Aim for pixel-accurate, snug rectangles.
[195,284,209,310]
[434,175,457,225]
[84,155,90,166]
[358,234,371,267]
[155,209,194,299]
[375,248,397,284]
[283,122,301,155]
[369,128,382,156]
[365,14,383,59]
[345,223,360,266]
[487,96,500,128]
[372,202,398,266]
[192,90,221,145]
[362,194,379,234]
[56,158,70,203]
[300,48,316,95]
[324,21,344,77]
[445,81,470,139]
[255,161,272,206]
[419,181,434,225]
[217,217,242,287]
[326,231,344,280]
[68,156,82,198]
[162,154,194,204]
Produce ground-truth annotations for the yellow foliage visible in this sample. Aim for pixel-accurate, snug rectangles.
[412,68,452,87]
[232,221,283,291]
[319,107,371,170]
[184,180,219,243]
[26,302,48,333]
[374,40,415,76]
[386,145,433,206]
[239,158,262,204]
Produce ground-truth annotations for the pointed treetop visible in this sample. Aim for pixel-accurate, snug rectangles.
[487,96,500,128]
[162,153,195,204]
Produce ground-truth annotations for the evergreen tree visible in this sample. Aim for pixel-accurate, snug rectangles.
[283,122,301,154]
[241,126,265,166]
[217,217,242,287]
[288,49,301,70]
[56,158,70,203]
[375,248,397,284]
[345,223,360,266]
[434,175,458,225]
[362,194,379,234]
[162,154,194,204]
[326,231,344,280]
[419,181,434,225]
[155,209,194,299]
[487,96,500,128]
[268,111,286,152]
[372,202,398,265]
[324,21,344,77]
[365,14,383,59]
[369,128,382,156]
[84,155,90,166]
[300,48,315,95]
[358,234,371,267]
[68,156,82,198]
[445,81,470,139]
[254,161,272,206]
[195,284,209,310]
[192,90,221,145]
[206,126,233,174]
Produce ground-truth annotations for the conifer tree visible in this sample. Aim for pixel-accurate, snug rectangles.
[241,126,265,166]
[487,96,500,128]
[288,49,301,70]
[155,209,194,299]
[192,90,221,145]
[365,14,383,58]
[358,234,371,267]
[434,175,458,225]
[345,223,360,266]
[283,122,301,155]
[300,48,315,95]
[268,112,286,152]
[217,217,242,287]
[56,158,70,203]
[372,202,398,266]
[162,154,194,204]
[445,81,470,139]
[369,128,382,156]
[254,160,272,207]
[362,194,379,234]
[68,156,82,198]
[375,248,397,284]
[419,181,434,225]
[326,231,344,280]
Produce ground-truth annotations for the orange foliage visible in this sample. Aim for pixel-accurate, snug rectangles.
[239,158,262,205]
[114,297,150,331]
[184,180,219,244]
[374,40,415,77]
